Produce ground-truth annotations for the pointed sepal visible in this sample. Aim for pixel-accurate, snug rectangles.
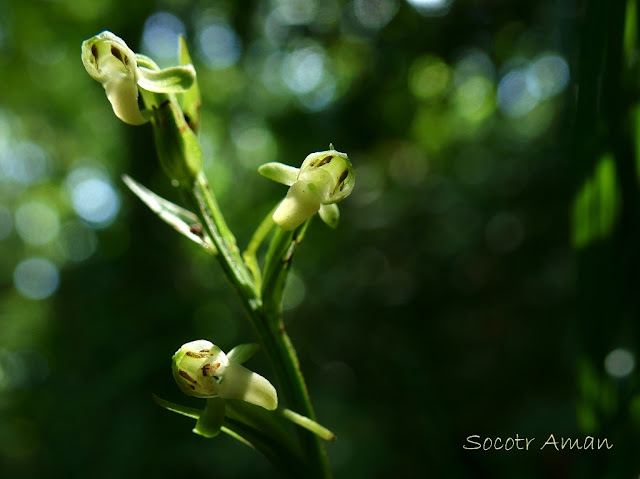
[318,203,340,228]
[227,343,260,364]
[258,162,300,186]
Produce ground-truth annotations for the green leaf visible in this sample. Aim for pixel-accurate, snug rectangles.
[279,408,336,442]
[137,65,196,93]
[624,0,637,69]
[227,343,261,364]
[152,394,201,419]
[122,175,215,254]
[226,401,299,455]
[177,35,202,133]
[570,153,620,248]
[152,395,256,448]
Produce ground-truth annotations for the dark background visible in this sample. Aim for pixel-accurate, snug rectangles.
[1,0,638,477]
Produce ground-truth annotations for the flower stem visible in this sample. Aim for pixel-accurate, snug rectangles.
[187,176,331,478]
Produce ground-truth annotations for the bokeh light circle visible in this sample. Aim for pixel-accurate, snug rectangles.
[13,257,60,300]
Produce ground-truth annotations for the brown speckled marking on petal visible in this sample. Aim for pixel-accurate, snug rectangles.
[317,155,333,167]
[110,46,124,64]
[179,370,196,383]
[332,169,349,195]
[202,362,221,377]
[186,350,209,358]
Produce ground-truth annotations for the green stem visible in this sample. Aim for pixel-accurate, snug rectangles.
[187,178,331,477]
[191,174,257,300]
[243,204,278,291]
[138,45,332,478]
[257,222,331,478]
[243,304,331,478]
[262,221,311,308]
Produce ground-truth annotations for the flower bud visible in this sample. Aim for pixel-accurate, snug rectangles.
[172,340,278,411]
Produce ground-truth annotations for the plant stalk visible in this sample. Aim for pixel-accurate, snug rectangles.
[187,177,331,478]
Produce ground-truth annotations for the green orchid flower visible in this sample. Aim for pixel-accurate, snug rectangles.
[81,31,195,125]
[163,340,335,442]
[172,339,278,411]
[259,147,356,230]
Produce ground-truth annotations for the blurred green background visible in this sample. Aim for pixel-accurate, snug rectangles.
[1,0,639,477]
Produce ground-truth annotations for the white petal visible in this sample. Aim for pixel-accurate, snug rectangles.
[103,71,148,125]
[218,362,278,410]
[272,181,322,230]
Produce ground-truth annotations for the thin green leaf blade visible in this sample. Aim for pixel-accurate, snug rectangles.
[152,394,201,419]
[123,175,215,254]
[178,35,202,133]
